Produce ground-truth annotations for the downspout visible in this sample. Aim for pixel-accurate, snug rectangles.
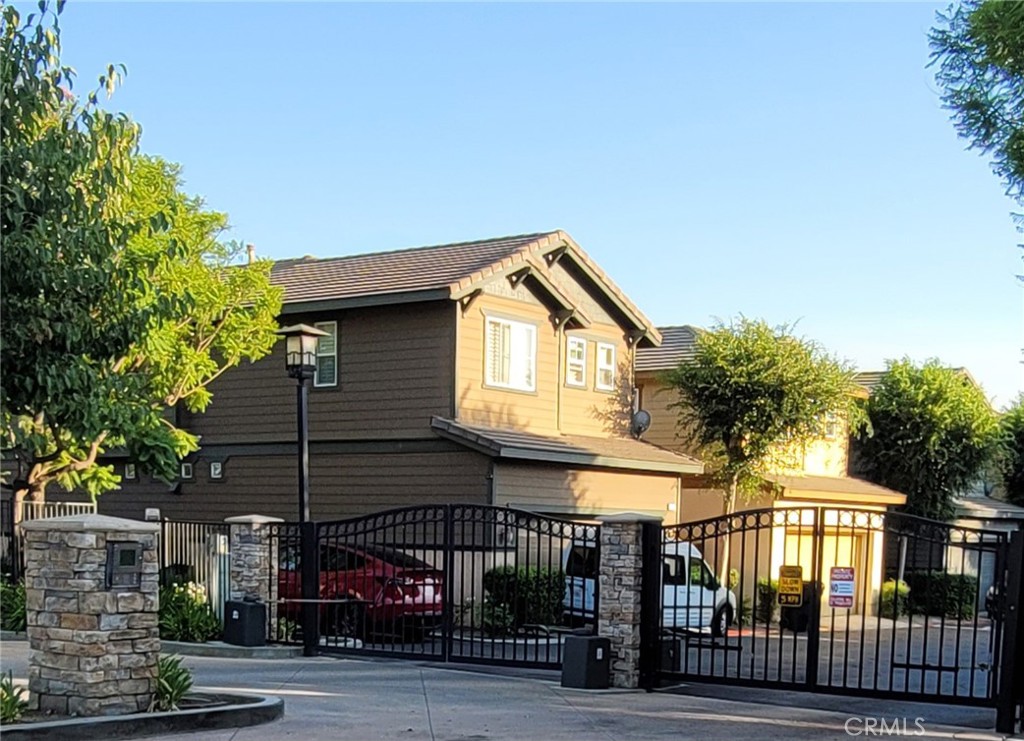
[555,322,564,432]
[487,459,496,506]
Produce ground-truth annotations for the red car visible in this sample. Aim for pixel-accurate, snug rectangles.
[278,543,443,639]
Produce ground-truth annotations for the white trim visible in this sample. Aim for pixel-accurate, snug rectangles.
[209,461,223,480]
[123,463,137,481]
[596,342,616,391]
[180,462,194,480]
[314,320,338,388]
[566,336,587,388]
[484,316,537,392]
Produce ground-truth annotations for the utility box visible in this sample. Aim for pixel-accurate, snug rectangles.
[223,600,266,647]
[561,635,610,689]
[660,637,683,672]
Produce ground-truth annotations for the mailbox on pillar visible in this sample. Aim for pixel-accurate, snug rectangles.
[105,542,143,590]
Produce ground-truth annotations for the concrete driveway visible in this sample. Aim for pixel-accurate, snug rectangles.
[0,640,1008,740]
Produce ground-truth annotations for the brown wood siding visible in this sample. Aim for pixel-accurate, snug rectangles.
[558,328,633,438]
[186,300,454,443]
[636,372,686,451]
[96,448,490,522]
[494,462,679,521]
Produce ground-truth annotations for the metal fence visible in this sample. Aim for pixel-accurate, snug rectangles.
[159,520,232,621]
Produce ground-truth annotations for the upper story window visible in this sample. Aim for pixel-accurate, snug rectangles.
[566,336,587,387]
[485,316,536,392]
[823,411,839,440]
[596,342,616,391]
[314,321,337,388]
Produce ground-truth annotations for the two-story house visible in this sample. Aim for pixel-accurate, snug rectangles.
[96,231,703,523]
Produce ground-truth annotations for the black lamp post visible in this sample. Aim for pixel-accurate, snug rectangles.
[276,324,329,523]
[276,323,328,658]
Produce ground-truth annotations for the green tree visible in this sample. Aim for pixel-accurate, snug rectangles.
[931,0,1024,204]
[997,395,1024,506]
[665,318,862,518]
[855,360,999,520]
[1,4,282,506]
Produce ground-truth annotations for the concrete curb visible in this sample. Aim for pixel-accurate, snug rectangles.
[0,630,26,641]
[1,693,283,741]
[163,640,304,659]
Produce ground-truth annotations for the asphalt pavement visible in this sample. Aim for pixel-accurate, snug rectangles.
[0,639,1013,741]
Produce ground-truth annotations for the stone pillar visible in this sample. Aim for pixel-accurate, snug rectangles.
[597,513,662,689]
[21,514,160,716]
[226,514,282,604]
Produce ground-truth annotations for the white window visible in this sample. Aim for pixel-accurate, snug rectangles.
[485,317,536,392]
[124,463,136,481]
[209,461,223,480]
[180,462,194,480]
[823,411,839,440]
[596,342,616,391]
[566,336,587,387]
[314,321,337,388]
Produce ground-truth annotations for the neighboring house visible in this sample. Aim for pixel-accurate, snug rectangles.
[634,326,906,616]
[95,231,702,523]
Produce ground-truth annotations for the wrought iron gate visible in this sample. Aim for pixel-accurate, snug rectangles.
[267,504,599,669]
[655,506,1017,709]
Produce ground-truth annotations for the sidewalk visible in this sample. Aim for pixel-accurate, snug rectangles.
[0,640,1008,740]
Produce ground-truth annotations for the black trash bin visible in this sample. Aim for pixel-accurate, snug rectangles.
[224,599,267,647]
[780,582,817,633]
[561,635,610,689]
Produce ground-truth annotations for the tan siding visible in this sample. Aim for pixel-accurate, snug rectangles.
[636,372,686,451]
[546,260,617,326]
[97,449,490,522]
[559,327,633,437]
[494,463,679,521]
[187,301,454,443]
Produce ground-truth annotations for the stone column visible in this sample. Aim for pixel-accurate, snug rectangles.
[21,514,160,716]
[226,514,282,604]
[597,513,662,689]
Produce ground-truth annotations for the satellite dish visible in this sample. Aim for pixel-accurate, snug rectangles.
[631,409,652,439]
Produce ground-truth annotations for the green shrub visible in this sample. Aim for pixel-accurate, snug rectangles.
[149,655,193,712]
[0,671,28,724]
[905,572,977,619]
[879,579,910,618]
[479,597,516,638]
[159,582,222,643]
[0,579,26,632]
[755,578,778,624]
[482,566,566,629]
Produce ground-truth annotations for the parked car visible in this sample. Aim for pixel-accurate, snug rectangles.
[278,543,443,639]
[562,539,737,637]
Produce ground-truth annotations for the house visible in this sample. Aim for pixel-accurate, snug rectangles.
[634,326,906,616]
[95,231,703,524]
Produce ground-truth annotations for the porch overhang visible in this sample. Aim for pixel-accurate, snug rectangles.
[766,474,906,507]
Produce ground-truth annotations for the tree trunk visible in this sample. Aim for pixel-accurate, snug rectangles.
[717,475,738,587]
[13,479,46,525]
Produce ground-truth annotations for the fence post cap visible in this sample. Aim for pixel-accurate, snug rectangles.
[19,513,160,533]
[596,512,663,524]
[224,514,285,525]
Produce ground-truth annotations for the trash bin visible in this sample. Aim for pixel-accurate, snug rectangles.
[561,635,610,689]
[780,582,817,633]
[224,599,266,647]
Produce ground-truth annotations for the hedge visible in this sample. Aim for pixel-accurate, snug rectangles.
[905,571,977,619]
[482,566,566,629]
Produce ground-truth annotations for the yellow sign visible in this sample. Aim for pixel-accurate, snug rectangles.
[778,565,804,607]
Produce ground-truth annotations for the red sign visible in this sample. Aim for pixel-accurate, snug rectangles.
[829,567,855,609]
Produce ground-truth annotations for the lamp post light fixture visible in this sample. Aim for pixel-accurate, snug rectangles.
[276,324,329,523]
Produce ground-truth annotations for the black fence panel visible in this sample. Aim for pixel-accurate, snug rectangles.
[657,506,1013,708]
[0,498,19,581]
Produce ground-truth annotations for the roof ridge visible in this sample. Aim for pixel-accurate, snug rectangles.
[272,231,558,265]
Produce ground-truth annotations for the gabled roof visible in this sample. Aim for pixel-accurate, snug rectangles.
[634,325,702,372]
[954,495,1024,521]
[767,474,906,506]
[430,417,703,475]
[271,230,660,345]
[854,368,982,394]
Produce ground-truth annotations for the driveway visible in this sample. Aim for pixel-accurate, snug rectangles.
[0,640,1005,740]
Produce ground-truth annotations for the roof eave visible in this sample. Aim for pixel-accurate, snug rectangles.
[280,288,452,315]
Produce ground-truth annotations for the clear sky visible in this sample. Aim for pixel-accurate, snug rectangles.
[50,1,1022,407]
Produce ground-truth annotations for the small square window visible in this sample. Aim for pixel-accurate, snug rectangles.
[210,461,223,480]
[180,462,194,480]
[124,463,136,481]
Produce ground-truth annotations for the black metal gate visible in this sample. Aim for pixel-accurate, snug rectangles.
[655,506,1019,710]
[267,504,599,669]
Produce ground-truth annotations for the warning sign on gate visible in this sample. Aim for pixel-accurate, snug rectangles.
[778,565,804,607]
[829,566,855,609]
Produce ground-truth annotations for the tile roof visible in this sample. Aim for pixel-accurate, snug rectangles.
[430,417,703,475]
[954,495,1024,521]
[634,325,702,372]
[767,473,906,505]
[853,371,886,392]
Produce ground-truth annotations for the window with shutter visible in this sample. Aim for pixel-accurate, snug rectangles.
[485,317,536,392]
[314,321,338,387]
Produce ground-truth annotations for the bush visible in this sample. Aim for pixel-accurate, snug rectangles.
[0,579,26,632]
[479,597,516,638]
[159,582,222,643]
[905,572,978,619]
[482,566,566,629]
[150,655,193,712]
[879,579,910,618]
[0,671,28,724]
[755,578,778,624]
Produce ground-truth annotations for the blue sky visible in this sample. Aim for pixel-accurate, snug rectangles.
[53,2,1021,406]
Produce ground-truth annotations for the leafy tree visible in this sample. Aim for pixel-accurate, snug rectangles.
[997,395,1024,506]
[931,0,1024,204]
[854,360,999,520]
[1,4,282,507]
[665,318,862,518]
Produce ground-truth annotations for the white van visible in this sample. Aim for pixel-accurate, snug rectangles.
[563,539,737,637]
